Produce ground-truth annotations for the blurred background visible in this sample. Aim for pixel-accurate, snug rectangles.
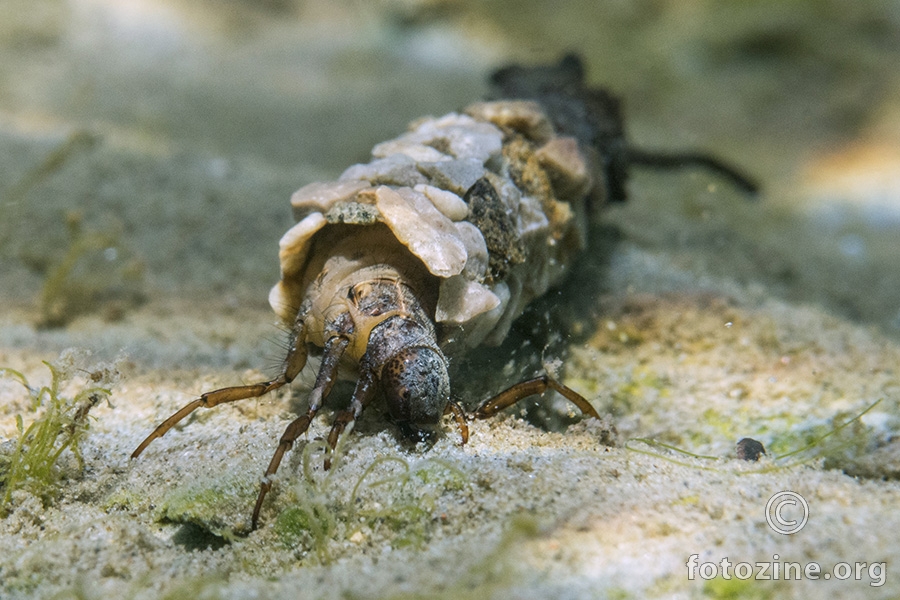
[2,0,900,362]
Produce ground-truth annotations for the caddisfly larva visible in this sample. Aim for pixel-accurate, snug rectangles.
[131,54,756,530]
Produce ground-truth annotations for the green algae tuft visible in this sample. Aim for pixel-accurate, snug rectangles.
[0,359,111,515]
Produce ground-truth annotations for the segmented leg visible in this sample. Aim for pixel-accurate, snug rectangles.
[444,399,469,445]
[625,148,759,195]
[323,371,377,470]
[131,320,309,459]
[473,374,600,421]
[251,334,348,529]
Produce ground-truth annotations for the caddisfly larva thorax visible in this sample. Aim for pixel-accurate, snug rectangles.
[286,221,451,428]
[292,223,439,361]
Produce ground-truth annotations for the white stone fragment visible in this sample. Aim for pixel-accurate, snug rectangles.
[278,212,327,279]
[414,184,469,221]
[465,100,555,142]
[515,192,551,238]
[453,220,489,281]
[339,154,428,187]
[483,276,524,346]
[270,211,329,322]
[406,113,504,164]
[416,158,485,195]
[268,282,291,322]
[457,280,511,348]
[371,140,450,163]
[374,186,467,278]
[435,276,501,324]
[290,179,370,220]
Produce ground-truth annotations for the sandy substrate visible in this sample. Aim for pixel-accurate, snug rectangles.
[3,1,900,599]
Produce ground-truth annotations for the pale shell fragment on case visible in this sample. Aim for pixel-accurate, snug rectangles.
[374,186,468,278]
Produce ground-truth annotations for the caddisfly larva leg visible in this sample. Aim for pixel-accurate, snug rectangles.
[251,334,348,529]
[472,374,601,421]
[130,319,309,459]
[625,147,759,196]
[323,371,377,470]
[444,400,469,445]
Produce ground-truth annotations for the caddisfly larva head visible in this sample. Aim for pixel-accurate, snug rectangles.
[381,346,450,429]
